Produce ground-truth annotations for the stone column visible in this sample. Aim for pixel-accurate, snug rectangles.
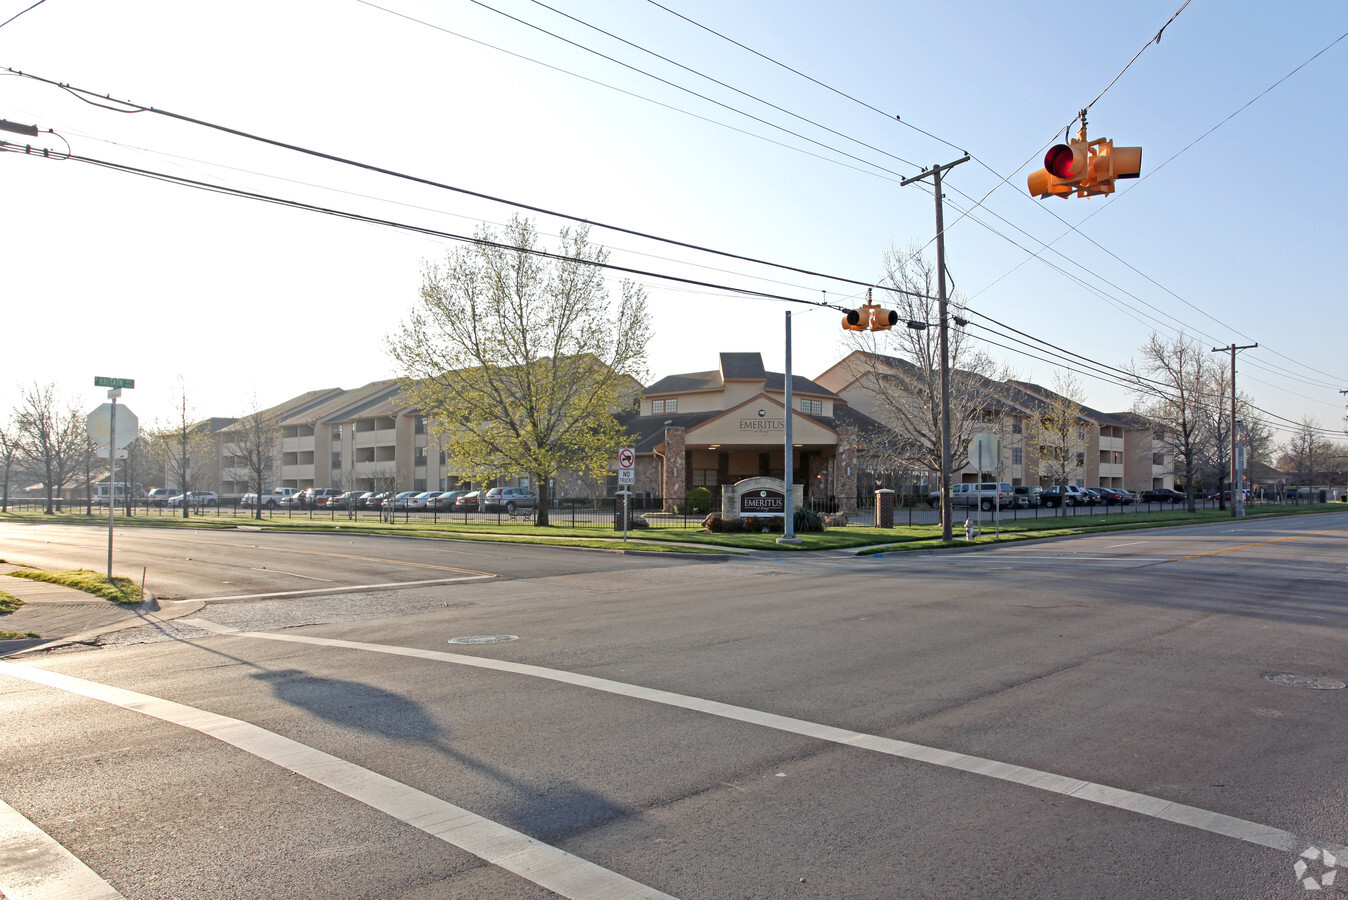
[663,426,686,513]
[874,489,895,528]
[836,426,858,515]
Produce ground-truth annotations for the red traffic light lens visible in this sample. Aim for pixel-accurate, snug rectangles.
[1044,144,1080,179]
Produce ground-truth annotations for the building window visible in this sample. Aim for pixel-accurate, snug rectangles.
[800,399,822,415]
[415,416,426,434]
[652,398,677,415]
[692,469,717,487]
[331,424,342,440]
[331,451,342,470]
[1012,448,1022,465]
[414,478,426,491]
[1011,420,1023,434]
[1076,452,1085,465]
[414,447,427,465]
[1153,452,1166,466]
[439,450,447,466]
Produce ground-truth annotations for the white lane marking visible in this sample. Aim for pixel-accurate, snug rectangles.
[0,663,674,900]
[1104,541,1149,549]
[198,575,494,602]
[179,620,1346,858]
[249,568,335,582]
[0,798,125,900]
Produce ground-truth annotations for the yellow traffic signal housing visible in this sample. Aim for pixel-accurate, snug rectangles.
[842,308,868,331]
[841,303,899,332]
[1028,137,1141,199]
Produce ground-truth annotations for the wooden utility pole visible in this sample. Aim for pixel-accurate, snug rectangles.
[1212,343,1256,517]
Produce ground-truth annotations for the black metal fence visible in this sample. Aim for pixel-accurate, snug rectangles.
[2,490,1340,528]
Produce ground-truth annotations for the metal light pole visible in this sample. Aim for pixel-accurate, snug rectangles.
[901,156,969,541]
[777,310,801,545]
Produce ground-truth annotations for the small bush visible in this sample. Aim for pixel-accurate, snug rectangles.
[685,486,713,515]
[793,506,827,533]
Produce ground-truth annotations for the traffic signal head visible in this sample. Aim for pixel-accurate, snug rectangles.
[1028,137,1142,199]
[841,303,899,332]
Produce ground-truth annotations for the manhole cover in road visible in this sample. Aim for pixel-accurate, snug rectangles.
[448,634,518,645]
[1261,672,1346,690]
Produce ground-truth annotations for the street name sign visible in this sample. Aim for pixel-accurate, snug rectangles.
[94,376,135,389]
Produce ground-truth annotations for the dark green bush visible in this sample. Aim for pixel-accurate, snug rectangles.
[793,506,826,533]
[685,486,713,514]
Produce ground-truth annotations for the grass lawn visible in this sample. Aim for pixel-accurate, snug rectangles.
[0,591,23,614]
[6,568,144,604]
[1,503,1342,554]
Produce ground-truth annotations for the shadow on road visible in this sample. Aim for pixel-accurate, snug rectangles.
[186,639,636,842]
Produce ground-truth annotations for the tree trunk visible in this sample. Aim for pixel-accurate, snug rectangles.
[535,474,550,526]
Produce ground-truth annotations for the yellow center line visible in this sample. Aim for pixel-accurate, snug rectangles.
[1167,527,1346,562]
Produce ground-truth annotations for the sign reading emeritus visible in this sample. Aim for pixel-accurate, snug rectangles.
[740,488,785,517]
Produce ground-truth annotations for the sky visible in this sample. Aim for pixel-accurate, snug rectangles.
[2,0,1345,446]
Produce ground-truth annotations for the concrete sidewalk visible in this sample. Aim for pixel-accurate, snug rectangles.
[0,564,203,658]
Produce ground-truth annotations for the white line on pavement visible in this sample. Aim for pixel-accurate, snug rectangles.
[199,574,495,602]
[178,619,1346,859]
[0,798,125,900]
[250,568,335,582]
[0,662,674,900]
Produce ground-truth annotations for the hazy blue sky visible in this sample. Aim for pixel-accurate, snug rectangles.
[2,0,1344,445]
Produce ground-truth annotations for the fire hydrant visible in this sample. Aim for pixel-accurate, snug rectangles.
[964,517,975,540]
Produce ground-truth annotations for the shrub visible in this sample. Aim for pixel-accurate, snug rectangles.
[685,486,713,514]
[793,506,826,533]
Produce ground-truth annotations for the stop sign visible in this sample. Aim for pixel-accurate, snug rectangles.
[86,403,138,449]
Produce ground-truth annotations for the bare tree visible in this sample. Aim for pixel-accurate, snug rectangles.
[1128,332,1211,512]
[843,243,1013,522]
[13,382,85,514]
[223,402,279,521]
[1028,373,1088,512]
[1277,416,1335,493]
[0,418,17,512]
[119,435,151,516]
[150,383,208,519]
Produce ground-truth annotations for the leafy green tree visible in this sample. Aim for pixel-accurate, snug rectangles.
[393,217,649,525]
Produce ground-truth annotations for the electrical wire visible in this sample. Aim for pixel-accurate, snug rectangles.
[3,66,933,300]
[0,0,48,31]
[0,140,860,311]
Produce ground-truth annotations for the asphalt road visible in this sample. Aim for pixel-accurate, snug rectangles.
[1,514,1345,899]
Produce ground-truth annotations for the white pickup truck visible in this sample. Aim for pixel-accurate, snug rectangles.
[240,487,298,509]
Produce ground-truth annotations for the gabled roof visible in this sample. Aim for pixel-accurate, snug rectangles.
[644,352,838,399]
[1009,380,1128,427]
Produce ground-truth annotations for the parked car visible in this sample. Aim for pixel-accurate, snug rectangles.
[1140,488,1185,504]
[167,491,219,508]
[241,487,299,509]
[482,486,540,513]
[427,491,465,511]
[1040,485,1096,508]
[453,491,483,512]
[927,482,1013,511]
[356,491,381,509]
[1111,488,1135,505]
[406,491,440,510]
[306,488,341,508]
[328,491,364,510]
[1013,485,1043,508]
[146,488,177,507]
[386,491,420,510]
[1093,487,1124,506]
[1206,489,1249,502]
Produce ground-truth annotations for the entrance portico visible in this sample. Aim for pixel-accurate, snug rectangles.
[618,353,872,513]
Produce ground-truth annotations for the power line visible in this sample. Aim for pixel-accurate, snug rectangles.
[0,140,858,312]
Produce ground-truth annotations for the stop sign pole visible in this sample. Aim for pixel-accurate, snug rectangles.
[91,376,135,580]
